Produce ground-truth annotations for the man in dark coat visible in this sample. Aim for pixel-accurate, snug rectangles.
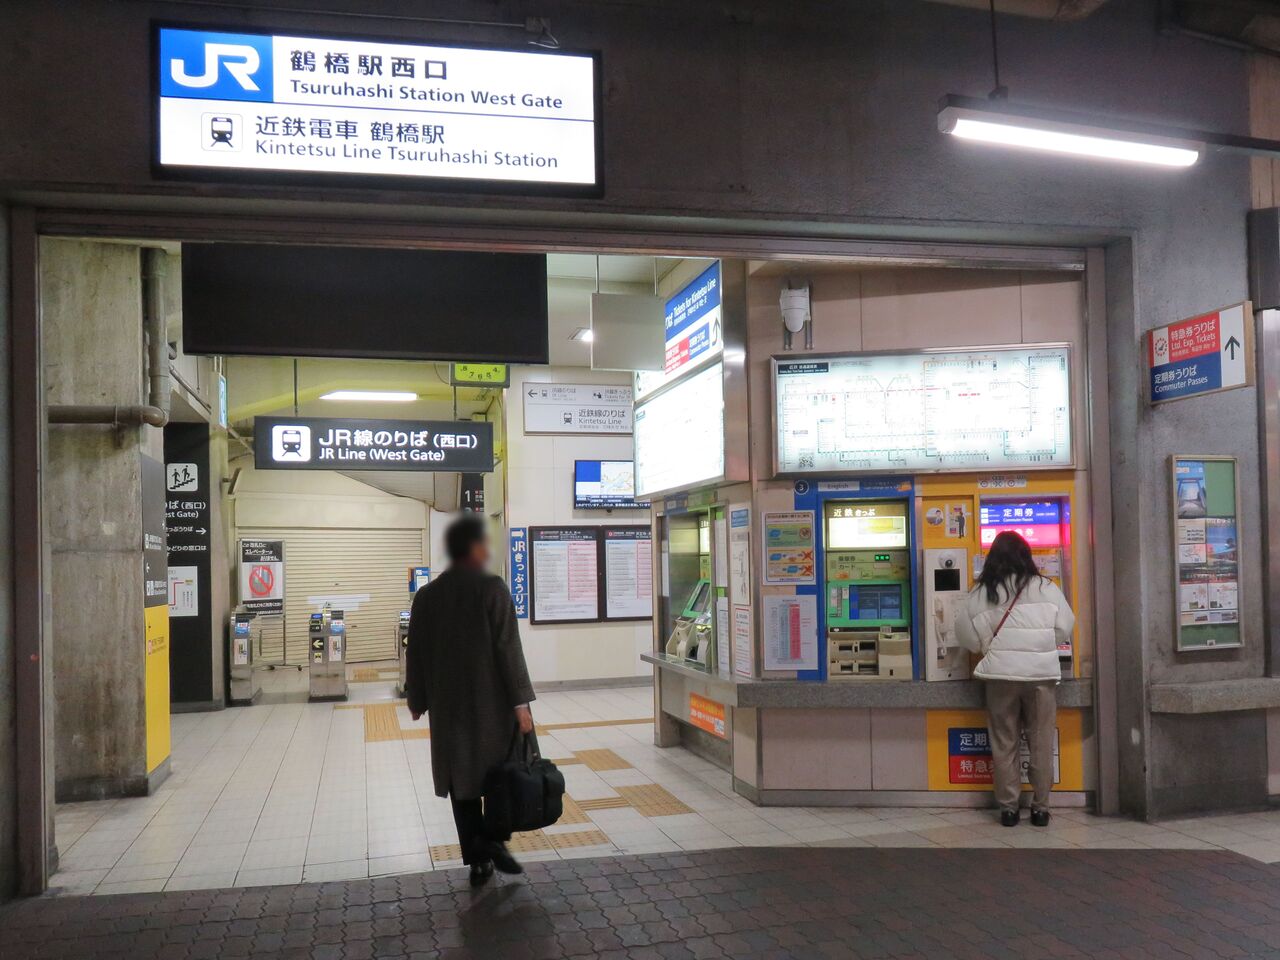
[406,513,535,887]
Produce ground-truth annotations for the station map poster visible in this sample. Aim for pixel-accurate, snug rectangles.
[634,361,725,497]
[155,27,600,192]
[1172,456,1242,650]
[773,346,1072,474]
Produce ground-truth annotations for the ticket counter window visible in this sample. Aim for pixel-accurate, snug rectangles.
[824,500,913,680]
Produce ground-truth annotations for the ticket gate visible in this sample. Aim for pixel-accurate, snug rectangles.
[396,610,411,697]
[308,609,348,701]
[228,613,262,705]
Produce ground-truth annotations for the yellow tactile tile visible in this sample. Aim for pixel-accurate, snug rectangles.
[558,795,593,826]
[507,831,554,853]
[546,829,612,850]
[429,842,462,863]
[362,703,429,742]
[576,796,630,812]
[615,783,693,817]
[573,749,632,772]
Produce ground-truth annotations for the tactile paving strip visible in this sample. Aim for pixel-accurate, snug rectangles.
[558,795,593,825]
[507,831,554,853]
[363,703,429,743]
[615,783,693,817]
[546,829,612,850]
[574,749,632,771]
[351,668,398,683]
[428,842,462,863]
[576,796,631,812]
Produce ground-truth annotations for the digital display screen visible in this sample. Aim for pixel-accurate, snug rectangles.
[850,584,903,621]
[634,362,725,497]
[574,460,650,510]
[979,500,1063,547]
[826,503,909,549]
[775,346,1072,474]
[684,580,712,617]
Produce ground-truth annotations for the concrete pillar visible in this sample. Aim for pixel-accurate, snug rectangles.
[42,239,170,800]
[0,205,17,898]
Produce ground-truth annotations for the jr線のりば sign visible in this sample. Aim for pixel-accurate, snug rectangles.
[155,26,600,191]
[1148,302,1253,404]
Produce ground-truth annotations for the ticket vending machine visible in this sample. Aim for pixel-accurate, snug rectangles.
[823,500,913,680]
[308,609,348,702]
[228,613,262,705]
[396,610,411,697]
[665,578,715,669]
[977,496,1074,678]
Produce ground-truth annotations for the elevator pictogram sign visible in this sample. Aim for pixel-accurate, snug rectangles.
[248,565,275,597]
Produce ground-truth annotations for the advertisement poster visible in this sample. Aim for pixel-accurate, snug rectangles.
[762,510,817,585]
[732,604,753,679]
[728,503,752,603]
[688,693,727,739]
[762,594,818,671]
[1173,457,1241,647]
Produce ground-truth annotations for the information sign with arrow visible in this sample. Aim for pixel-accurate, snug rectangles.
[1148,301,1253,404]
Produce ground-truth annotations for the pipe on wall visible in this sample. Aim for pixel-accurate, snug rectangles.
[47,246,171,428]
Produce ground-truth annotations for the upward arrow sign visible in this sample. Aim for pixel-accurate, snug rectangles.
[1225,335,1242,360]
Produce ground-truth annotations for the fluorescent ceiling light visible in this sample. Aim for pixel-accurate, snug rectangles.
[938,95,1202,168]
[570,327,594,342]
[319,390,418,402]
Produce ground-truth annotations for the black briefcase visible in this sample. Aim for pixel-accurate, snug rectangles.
[483,729,566,838]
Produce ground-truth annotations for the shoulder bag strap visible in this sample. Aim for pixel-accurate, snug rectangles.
[991,584,1026,640]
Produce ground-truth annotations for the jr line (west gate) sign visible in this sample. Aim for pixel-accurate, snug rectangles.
[155,26,600,192]
[254,416,494,472]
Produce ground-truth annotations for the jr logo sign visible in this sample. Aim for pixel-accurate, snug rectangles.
[159,29,273,102]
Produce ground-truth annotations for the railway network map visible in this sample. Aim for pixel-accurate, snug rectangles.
[774,347,1072,473]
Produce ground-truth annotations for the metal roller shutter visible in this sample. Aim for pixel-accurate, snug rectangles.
[241,527,423,665]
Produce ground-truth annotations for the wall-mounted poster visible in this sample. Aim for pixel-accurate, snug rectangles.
[1172,456,1241,651]
[530,527,599,624]
[602,527,653,620]
[761,510,817,585]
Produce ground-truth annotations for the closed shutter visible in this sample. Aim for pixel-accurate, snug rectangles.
[241,527,422,664]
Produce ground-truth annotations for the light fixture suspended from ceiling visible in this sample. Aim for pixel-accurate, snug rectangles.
[319,390,418,402]
[937,0,1280,168]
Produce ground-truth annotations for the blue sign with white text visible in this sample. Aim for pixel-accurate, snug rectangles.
[159,29,274,102]
[509,527,529,619]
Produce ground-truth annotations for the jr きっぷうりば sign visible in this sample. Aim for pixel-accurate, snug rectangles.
[155,27,600,191]
[254,416,494,472]
[1148,302,1253,403]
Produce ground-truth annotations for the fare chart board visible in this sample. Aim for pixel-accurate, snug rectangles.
[773,346,1072,475]
[528,526,653,624]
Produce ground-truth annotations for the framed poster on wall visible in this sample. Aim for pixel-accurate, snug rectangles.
[528,525,654,625]
[601,526,654,621]
[1171,455,1241,651]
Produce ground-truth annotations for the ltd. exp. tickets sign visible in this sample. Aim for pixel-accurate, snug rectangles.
[254,416,494,472]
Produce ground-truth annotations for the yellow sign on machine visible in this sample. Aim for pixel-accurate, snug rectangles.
[145,604,171,773]
[925,708,1085,792]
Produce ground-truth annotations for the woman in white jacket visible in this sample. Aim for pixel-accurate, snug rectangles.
[956,531,1075,828]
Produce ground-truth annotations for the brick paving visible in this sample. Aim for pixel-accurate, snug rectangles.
[7,846,1280,959]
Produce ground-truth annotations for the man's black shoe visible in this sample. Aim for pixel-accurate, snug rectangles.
[469,861,494,887]
[1000,809,1020,827]
[488,842,524,875]
[1030,809,1050,828]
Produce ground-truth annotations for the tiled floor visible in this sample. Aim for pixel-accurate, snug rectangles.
[48,670,1280,898]
[11,846,1280,960]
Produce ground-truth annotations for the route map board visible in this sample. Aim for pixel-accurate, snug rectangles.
[773,346,1072,475]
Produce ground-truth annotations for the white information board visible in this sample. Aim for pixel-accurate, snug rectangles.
[530,528,599,623]
[634,362,725,497]
[156,27,599,190]
[762,594,818,671]
[603,528,653,620]
[523,383,633,434]
[774,346,1072,474]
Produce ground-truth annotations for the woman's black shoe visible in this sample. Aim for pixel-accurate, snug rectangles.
[469,861,494,887]
[1030,809,1050,828]
[1000,809,1020,827]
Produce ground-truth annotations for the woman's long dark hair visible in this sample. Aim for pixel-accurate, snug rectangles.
[976,531,1040,604]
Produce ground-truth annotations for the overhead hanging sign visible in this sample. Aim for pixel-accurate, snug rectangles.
[636,261,724,399]
[522,382,633,434]
[254,416,494,471]
[773,346,1073,475]
[155,26,600,192]
[1148,302,1253,404]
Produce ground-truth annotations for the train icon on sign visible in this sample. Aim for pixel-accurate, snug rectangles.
[272,425,311,462]
[203,114,242,151]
